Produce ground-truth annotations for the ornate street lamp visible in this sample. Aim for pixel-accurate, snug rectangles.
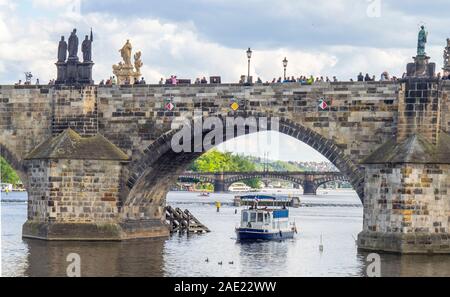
[246,47,252,83]
[283,57,288,80]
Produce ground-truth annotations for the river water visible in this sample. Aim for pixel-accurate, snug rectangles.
[1,190,450,277]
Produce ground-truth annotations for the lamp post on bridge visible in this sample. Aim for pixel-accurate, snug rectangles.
[246,47,252,84]
[283,57,288,81]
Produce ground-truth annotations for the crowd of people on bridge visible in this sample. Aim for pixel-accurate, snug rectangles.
[98,76,146,86]
[15,70,450,86]
[14,78,41,86]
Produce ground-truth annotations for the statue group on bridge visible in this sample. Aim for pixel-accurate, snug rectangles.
[51,24,450,86]
[55,28,94,85]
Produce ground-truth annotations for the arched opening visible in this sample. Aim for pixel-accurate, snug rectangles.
[316,179,352,190]
[176,176,215,192]
[0,144,28,188]
[227,177,302,192]
[0,145,28,204]
[123,114,364,220]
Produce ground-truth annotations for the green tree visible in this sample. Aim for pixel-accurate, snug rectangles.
[0,156,20,185]
[189,150,261,189]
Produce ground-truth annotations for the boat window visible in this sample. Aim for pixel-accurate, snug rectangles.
[242,212,248,222]
[264,213,270,222]
[250,212,257,222]
[257,213,264,222]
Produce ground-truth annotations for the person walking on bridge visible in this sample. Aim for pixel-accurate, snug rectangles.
[357,72,364,81]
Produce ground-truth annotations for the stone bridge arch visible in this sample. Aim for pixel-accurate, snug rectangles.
[178,175,215,185]
[314,174,350,188]
[123,113,364,220]
[223,173,305,190]
[306,174,350,195]
[223,173,305,185]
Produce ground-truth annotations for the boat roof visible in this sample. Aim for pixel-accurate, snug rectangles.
[239,194,291,202]
[242,208,288,212]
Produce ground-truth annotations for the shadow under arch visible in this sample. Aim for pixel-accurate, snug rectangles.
[123,112,365,219]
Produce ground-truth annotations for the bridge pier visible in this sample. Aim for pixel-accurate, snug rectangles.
[358,78,450,254]
[21,129,169,241]
[214,173,226,193]
[358,162,450,254]
[302,180,317,195]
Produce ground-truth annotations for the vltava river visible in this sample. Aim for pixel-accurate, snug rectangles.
[2,190,450,277]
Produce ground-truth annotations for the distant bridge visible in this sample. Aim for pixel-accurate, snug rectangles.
[178,171,349,195]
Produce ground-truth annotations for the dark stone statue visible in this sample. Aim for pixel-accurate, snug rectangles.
[56,28,94,85]
[57,36,67,62]
[82,30,93,62]
[68,29,79,60]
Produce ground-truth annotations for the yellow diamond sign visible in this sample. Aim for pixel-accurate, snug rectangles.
[231,102,240,111]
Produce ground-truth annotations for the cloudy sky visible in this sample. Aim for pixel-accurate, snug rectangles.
[0,0,448,161]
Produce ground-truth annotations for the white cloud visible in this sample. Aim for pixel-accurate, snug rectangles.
[0,1,447,84]
[0,0,15,10]
[0,8,346,84]
[31,0,79,9]
[217,131,328,162]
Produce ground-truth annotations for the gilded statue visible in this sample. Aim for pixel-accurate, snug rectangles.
[134,51,143,74]
[113,40,144,84]
[119,40,132,66]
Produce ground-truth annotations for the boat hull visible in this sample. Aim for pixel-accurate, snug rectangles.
[236,228,295,241]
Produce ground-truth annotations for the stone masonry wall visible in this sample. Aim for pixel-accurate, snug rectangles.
[96,82,400,166]
[0,86,97,176]
[26,159,122,223]
[363,163,449,234]
[397,79,441,145]
[51,86,98,136]
[360,163,450,253]
[0,86,53,178]
[27,160,51,221]
[440,81,450,134]
[0,82,402,175]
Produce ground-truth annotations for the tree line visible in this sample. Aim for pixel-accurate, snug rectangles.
[188,150,261,189]
[0,157,21,185]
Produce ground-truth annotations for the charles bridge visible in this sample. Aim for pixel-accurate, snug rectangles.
[178,171,348,194]
[0,26,450,254]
